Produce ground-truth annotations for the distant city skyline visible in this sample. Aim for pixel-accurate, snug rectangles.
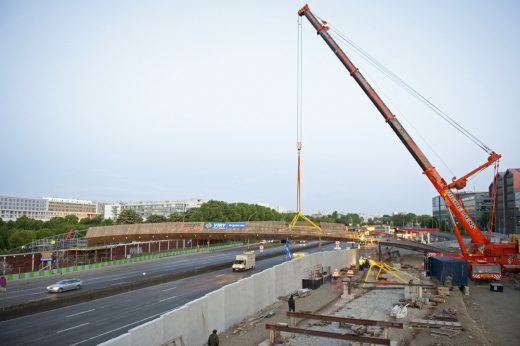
[1,191,493,219]
[1,1,518,216]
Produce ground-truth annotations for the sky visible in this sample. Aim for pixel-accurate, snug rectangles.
[1,1,519,216]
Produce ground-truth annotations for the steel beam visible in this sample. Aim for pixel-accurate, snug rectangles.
[265,324,391,345]
[286,311,403,328]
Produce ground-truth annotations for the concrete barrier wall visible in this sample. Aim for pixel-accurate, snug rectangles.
[99,249,357,346]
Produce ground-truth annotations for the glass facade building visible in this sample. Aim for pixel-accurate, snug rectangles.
[490,168,520,234]
[432,192,491,232]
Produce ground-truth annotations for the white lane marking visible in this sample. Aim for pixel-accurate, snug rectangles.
[159,296,177,303]
[110,281,128,286]
[29,292,43,295]
[69,311,168,345]
[216,280,227,285]
[161,286,177,292]
[66,309,95,318]
[215,274,224,277]
[56,323,89,334]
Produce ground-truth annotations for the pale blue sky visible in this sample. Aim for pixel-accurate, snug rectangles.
[1,1,519,215]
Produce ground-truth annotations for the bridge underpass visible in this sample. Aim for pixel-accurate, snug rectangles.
[85,221,360,245]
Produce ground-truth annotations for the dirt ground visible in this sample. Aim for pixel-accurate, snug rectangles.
[217,249,520,346]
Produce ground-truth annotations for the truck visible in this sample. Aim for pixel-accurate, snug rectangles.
[232,251,255,271]
[298,4,520,279]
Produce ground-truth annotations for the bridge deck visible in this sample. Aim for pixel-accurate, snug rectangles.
[85,221,358,245]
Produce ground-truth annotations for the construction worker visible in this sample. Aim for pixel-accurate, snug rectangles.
[207,329,219,346]
[358,256,365,271]
[332,268,341,280]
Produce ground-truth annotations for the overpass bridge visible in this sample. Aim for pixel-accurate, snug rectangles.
[85,221,359,245]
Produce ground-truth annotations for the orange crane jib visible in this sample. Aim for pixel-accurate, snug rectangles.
[297,4,519,272]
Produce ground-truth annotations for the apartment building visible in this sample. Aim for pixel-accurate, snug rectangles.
[0,195,100,221]
[104,199,205,221]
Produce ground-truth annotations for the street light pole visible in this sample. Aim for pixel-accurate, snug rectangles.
[246,211,258,249]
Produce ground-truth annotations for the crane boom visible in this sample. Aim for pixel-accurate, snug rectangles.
[298,4,501,250]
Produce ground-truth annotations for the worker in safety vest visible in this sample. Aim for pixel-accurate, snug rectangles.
[358,256,365,271]
[332,268,341,280]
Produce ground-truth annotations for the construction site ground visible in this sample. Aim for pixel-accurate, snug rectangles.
[218,249,520,346]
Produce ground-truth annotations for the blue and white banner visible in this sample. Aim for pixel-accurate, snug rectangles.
[204,222,247,230]
[285,241,292,260]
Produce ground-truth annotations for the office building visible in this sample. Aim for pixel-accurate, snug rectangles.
[490,168,520,234]
[432,192,492,231]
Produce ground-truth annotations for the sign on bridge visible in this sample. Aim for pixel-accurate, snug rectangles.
[204,222,247,230]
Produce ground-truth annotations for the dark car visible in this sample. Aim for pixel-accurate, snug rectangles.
[46,278,83,293]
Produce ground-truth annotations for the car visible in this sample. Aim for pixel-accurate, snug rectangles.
[46,278,83,293]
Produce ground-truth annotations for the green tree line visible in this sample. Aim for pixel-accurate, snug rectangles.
[0,215,113,253]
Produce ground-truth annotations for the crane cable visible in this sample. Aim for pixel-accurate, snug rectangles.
[289,16,321,232]
[320,20,493,154]
[296,15,303,213]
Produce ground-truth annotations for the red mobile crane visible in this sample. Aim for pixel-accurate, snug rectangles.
[298,4,519,279]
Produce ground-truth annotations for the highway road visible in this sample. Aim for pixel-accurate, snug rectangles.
[0,242,294,309]
[0,241,338,346]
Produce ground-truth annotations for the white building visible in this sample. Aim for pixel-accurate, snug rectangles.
[0,196,49,221]
[104,199,205,221]
[0,195,101,221]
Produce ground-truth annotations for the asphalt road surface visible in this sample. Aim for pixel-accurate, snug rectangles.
[0,241,338,346]
[0,242,296,309]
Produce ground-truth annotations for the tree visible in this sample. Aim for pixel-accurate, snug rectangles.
[44,217,67,229]
[117,209,143,224]
[478,212,491,231]
[168,212,186,222]
[146,215,167,223]
[8,230,36,248]
[80,215,103,225]
[15,215,43,230]
[101,218,114,226]
[36,228,54,239]
[64,215,79,224]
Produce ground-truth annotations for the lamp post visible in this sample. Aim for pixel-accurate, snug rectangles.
[431,217,438,230]
[246,211,257,249]
[430,217,439,243]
